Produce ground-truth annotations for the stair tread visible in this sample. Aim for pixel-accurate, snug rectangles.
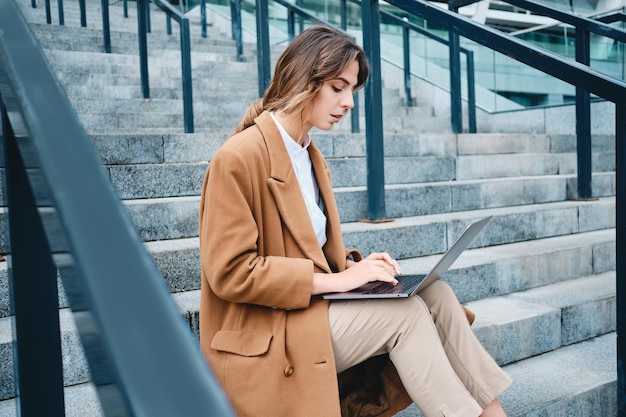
[395,333,616,417]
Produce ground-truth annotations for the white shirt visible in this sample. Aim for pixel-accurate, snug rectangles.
[270,112,328,248]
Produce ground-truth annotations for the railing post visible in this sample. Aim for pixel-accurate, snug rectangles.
[402,23,412,106]
[256,0,271,98]
[575,27,592,200]
[79,0,86,27]
[200,0,207,38]
[350,33,360,134]
[361,0,386,221]
[45,0,51,24]
[296,0,304,33]
[146,0,152,33]
[616,101,626,417]
[181,16,195,133]
[167,0,173,35]
[1,101,66,417]
[230,0,243,61]
[340,0,347,30]
[448,3,463,134]
[58,0,65,25]
[137,0,150,99]
[466,50,476,133]
[288,10,296,41]
[101,0,111,53]
[351,92,360,133]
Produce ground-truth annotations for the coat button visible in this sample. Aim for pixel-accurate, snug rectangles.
[284,365,294,377]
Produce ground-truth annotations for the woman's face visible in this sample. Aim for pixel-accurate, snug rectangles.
[303,59,359,132]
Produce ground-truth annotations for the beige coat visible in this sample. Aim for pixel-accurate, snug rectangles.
[199,111,412,417]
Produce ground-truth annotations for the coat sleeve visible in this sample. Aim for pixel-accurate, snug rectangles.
[345,248,363,263]
[199,145,314,310]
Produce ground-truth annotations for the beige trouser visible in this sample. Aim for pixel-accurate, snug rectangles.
[328,280,512,417]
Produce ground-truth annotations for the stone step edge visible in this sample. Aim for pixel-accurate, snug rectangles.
[0,226,615,320]
[0,332,616,417]
[0,271,615,382]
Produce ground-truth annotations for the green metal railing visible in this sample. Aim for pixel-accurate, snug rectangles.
[0,1,236,415]
[39,0,206,133]
[145,0,195,132]
[373,7,477,132]
[44,0,112,52]
[449,0,626,199]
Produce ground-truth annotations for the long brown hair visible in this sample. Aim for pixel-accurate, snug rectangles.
[235,25,369,133]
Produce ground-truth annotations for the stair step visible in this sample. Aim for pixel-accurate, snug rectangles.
[0,189,615,254]
[0,225,614,320]
[84,131,498,163]
[0,267,613,404]
[89,131,230,164]
[456,152,615,180]
[506,272,616,346]
[0,334,616,417]
[0,383,102,417]
[341,197,615,261]
[336,172,614,222]
[56,70,258,92]
[0,224,615,319]
[123,196,618,246]
[44,49,255,73]
[470,272,615,365]
[76,111,245,131]
[395,333,616,417]
[457,133,615,155]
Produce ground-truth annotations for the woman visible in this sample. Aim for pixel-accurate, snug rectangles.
[199,25,511,417]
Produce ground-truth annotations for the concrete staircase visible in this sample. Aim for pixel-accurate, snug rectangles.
[0,0,617,416]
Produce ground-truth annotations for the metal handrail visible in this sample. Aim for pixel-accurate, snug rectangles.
[377,9,477,132]
[140,0,196,133]
[596,10,626,24]
[35,0,205,132]
[272,0,327,38]
[362,0,626,216]
[164,0,208,38]
[344,0,478,132]
[239,0,478,134]
[490,0,626,41]
[449,0,625,200]
[41,0,112,53]
[0,1,236,415]
[509,6,626,36]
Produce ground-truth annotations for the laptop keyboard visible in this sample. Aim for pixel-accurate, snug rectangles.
[364,274,425,295]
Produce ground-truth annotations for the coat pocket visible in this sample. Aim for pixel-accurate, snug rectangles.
[210,330,273,357]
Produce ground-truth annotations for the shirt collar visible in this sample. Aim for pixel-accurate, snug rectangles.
[270,111,311,156]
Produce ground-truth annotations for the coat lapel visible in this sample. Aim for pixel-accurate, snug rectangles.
[255,112,332,273]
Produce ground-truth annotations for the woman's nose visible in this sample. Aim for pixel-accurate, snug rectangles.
[342,92,355,110]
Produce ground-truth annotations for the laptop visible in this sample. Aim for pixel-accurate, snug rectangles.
[321,216,492,300]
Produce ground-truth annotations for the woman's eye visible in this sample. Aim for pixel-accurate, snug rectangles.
[332,86,342,93]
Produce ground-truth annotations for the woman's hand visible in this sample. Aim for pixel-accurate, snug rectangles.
[312,252,402,295]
